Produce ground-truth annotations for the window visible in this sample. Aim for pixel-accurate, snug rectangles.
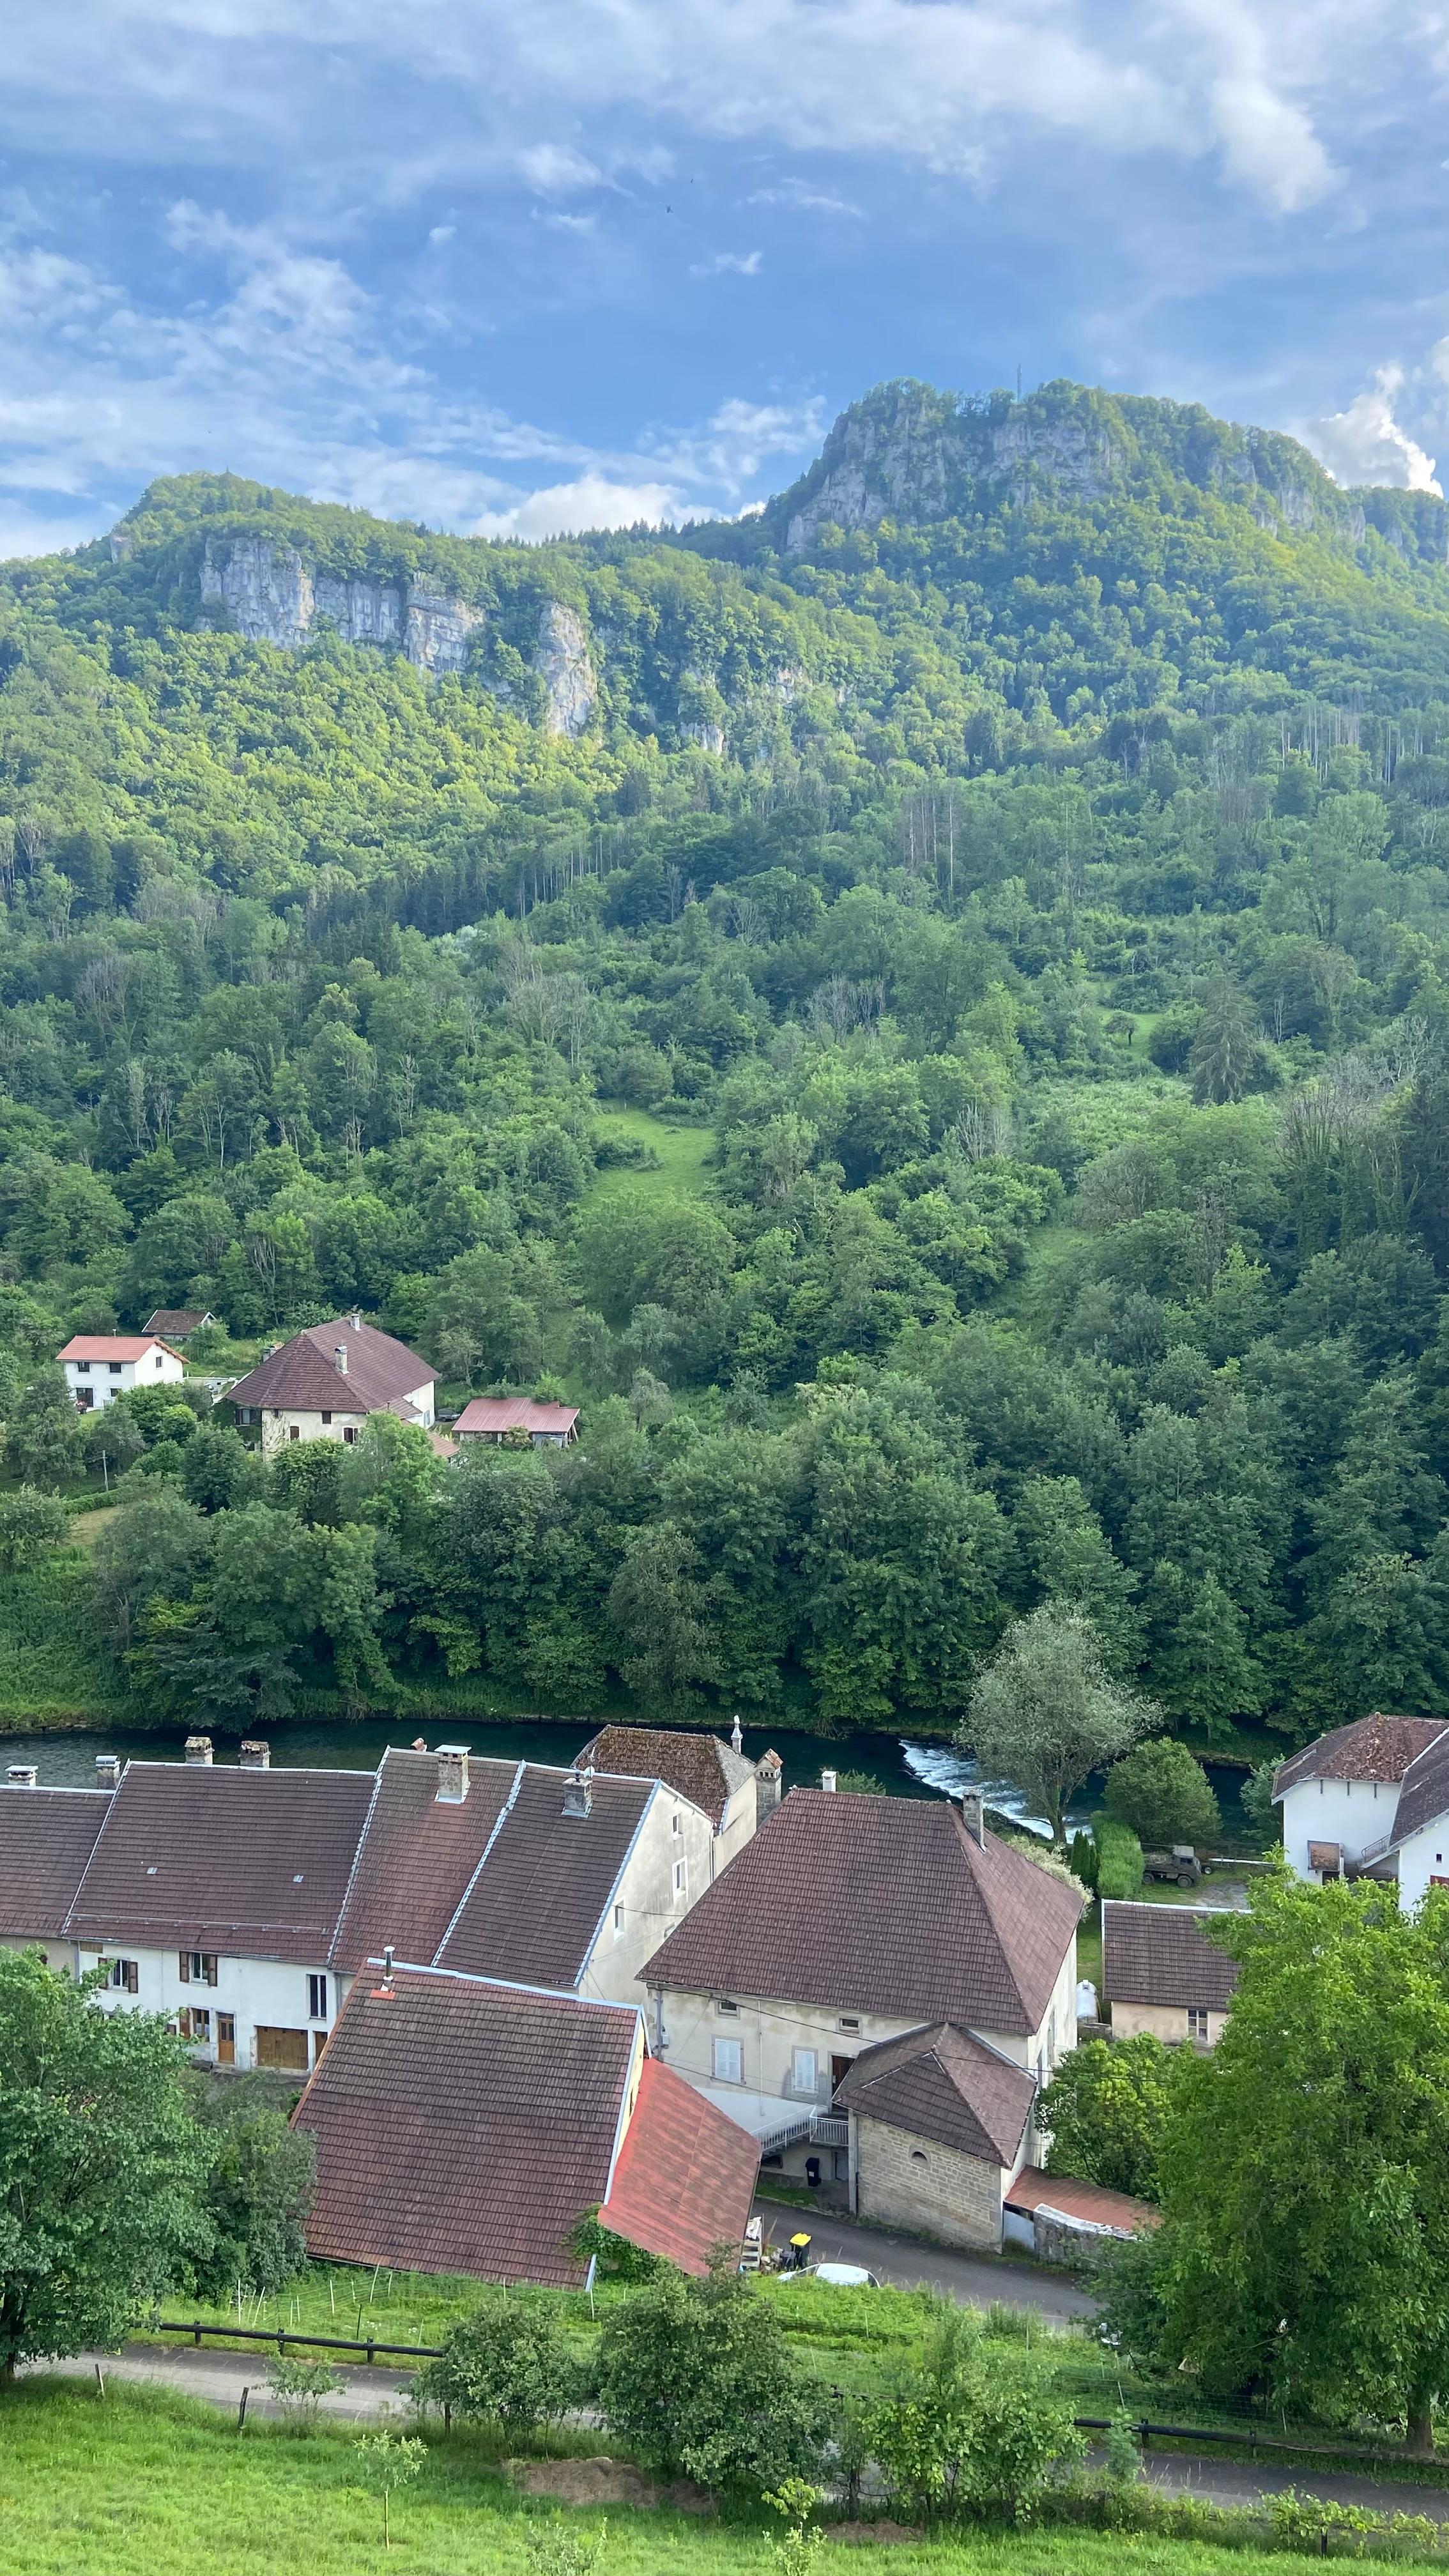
[289,1425,300,1442]
[790,2047,818,2096]
[342,1427,356,1445]
[308,1974,328,2021]
[673,1859,687,1898]
[154,1354,164,1369]
[109,1361,122,1376]
[716,1997,739,2016]
[1186,2006,1210,2040]
[321,1409,332,1425]
[712,2037,744,2085]
[671,1811,682,1836]
[179,1951,218,1987]
[105,1958,139,1994]
[838,2015,861,2034]
[76,1360,90,1374]
[179,2007,211,2043]
[910,2149,928,2164]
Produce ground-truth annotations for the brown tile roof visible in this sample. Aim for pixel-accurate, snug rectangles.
[436,1765,654,1988]
[454,1397,578,1438]
[143,1310,211,1339]
[0,1786,111,1937]
[293,1967,643,2286]
[834,2024,1036,2168]
[330,1749,519,1975]
[1386,1731,1449,1846]
[642,1790,1080,2036]
[599,2058,760,2276]
[58,1335,183,1363]
[576,1725,756,1831]
[1274,1714,1447,1798]
[1100,1901,1239,2012]
[65,1761,376,1962]
[228,1318,434,1418]
[1004,2165,1159,2234]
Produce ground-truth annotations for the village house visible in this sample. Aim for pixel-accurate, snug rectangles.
[227,1313,436,1454]
[142,1308,215,1342]
[58,1332,185,1411]
[2,1736,724,2072]
[452,1395,579,1448]
[642,1783,1080,2248]
[294,1963,760,2285]
[574,1720,782,1875]
[1100,1899,1239,2046]
[1275,1712,1449,1886]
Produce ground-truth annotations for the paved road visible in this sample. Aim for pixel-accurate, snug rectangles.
[1138,2451,1449,2520]
[753,2196,1098,2320]
[20,2340,415,2423]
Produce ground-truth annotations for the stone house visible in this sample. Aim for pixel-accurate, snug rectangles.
[1100,1899,1239,2046]
[227,1313,436,1454]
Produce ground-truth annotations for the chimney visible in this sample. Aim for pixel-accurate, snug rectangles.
[95,1753,121,1792]
[730,1714,743,1754]
[334,1343,348,1377]
[960,1788,985,1847]
[184,1735,213,1766]
[436,1744,469,1804]
[240,1739,270,1770]
[756,1750,783,1814]
[370,1942,396,1999]
[562,1766,594,1820]
[820,1768,838,1793]
[6,1763,37,1788]
[350,1312,362,1331]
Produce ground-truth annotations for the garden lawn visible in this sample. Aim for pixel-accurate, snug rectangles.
[0,2378,1419,2576]
[586,1109,716,1204]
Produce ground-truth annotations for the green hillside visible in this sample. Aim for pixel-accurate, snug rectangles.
[2,376,1449,1744]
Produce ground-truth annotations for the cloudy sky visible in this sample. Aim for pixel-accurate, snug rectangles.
[2,0,1448,555]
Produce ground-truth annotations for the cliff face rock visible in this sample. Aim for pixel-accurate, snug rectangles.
[785,383,956,553]
[198,539,483,674]
[534,602,595,737]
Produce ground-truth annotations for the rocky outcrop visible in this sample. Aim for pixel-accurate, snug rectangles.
[533,601,595,737]
[785,383,955,553]
[197,539,482,675]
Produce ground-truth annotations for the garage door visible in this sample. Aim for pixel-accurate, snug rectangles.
[254,2026,310,2071]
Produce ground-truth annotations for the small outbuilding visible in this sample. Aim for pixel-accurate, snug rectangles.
[832,2023,1037,2251]
[1100,1899,1239,2046]
[454,1396,579,1448]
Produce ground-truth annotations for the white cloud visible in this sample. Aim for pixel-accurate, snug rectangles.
[691,249,763,277]
[1308,364,1441,494]
[748,180,864,216]
[518,142,602,196]
[471,470,695,539]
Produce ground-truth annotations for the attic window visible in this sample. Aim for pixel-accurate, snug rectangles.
[839,2016,861,2033]
[671,1812,682,1836]
[910,2149,928,2164]
[146,1865,158,1876]
[716,1997,739,2016]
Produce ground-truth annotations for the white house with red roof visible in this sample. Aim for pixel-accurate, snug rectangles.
[1273,1713,1449,1883]
[228,1312,436,1454]
[58,1332,185,1411]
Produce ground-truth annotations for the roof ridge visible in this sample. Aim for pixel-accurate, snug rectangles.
[944,1804,1032,2029]
[432,1756,527,1964]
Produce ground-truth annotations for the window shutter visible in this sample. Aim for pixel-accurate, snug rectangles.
[178,1951,190,1983]
[125,1961,138,1995]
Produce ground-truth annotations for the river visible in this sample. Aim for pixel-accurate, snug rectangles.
[4,1713,1253,1841]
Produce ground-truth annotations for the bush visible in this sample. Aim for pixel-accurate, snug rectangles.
[1068,1829,1098,1891]
[1036,2033,1188,2198]
[413,2300,579,2432]
[870,2304,1083,2525]
[265,2352,340,2432]
[569,2211,664,2281]
[1092,1818,1144,1897]
[189,2089,316,2300]
[1103,1738,1220,1850]
[595,2263,829,2494]
[0,1486,69,1572]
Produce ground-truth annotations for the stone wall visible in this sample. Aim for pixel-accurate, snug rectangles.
[854,2115,1003,2250]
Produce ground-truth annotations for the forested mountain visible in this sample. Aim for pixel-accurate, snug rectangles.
[3,374,1449,1744]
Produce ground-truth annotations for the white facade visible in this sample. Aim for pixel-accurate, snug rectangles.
[254,1379,436,1456]
[81,1940,342,2073]
[1392,1824,1449,1912]
[1280,1774,1403,1881]
[63,1340,184,1411]
[577,1786,718,2007]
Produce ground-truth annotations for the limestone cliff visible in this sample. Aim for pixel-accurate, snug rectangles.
[197,538,483,674]
[533,601,595,737]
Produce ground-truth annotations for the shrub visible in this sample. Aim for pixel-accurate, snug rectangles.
[265,2352,340,2432]
[0,1486,68,1572]
[1036,2032,1188,2198]
[870,2304,1083,2525]
[1068,1828,1098,1891]
[413,2300,579,2432]
[595,2262,829,2494]
[1103,1738,1220,1850]
[1092,1818,1144,1897]
[569,2211,664,2282]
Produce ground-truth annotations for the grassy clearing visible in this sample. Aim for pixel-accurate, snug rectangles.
[0,2379,1420,2576]
[586,1108,716,1204]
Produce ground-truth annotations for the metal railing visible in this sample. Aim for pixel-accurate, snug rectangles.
[150,2319,443,2363]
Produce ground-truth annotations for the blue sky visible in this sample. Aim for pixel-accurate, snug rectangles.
[3,0,1448,556]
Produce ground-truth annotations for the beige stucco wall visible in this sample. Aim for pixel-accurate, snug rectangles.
[258,1406,366,1455]
[1110,1998,1227,2046]
[713,1779,759,1873]
[854,2115,1006,2250]
[2,1933,73,1970]
[580,1788,718,2009]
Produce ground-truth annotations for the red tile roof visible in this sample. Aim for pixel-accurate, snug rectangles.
[293,1968,643,2285]
[228,1318,434,1418]
[1004,2165,1158,2234]
[58,1335,183,1363]
[1274,1714,1447,1798]
[833,2024,1036,2167]
[576,1725,756,1831]
[0,1786,111,1936]
[643,1790,1080,2036]
[599,2058,760,2276]
[329,1748,519,1975]
[454,1397,578,1438]
[1383,1730,1449,1845]
[1101,1901,1239,2012]
[65,1761,376,1962]
[436,1765,654,1988]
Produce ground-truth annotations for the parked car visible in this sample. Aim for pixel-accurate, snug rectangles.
[780,2260,880,2288]
[1143,1843,1204,1887]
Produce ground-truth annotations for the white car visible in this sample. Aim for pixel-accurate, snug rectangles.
[782,2260,880,2288]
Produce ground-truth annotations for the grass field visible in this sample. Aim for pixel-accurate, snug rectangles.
[0,2379,1420,2576]
[586,1108,716,1204]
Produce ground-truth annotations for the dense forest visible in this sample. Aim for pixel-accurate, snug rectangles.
[4,374,1449,1745]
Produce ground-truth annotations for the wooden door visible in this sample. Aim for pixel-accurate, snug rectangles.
[254,2025,309,2071]
[831,2053,855,2093]
[216,2014,236,2066]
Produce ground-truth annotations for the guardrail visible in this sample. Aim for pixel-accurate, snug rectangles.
[150,2319,443,2363]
